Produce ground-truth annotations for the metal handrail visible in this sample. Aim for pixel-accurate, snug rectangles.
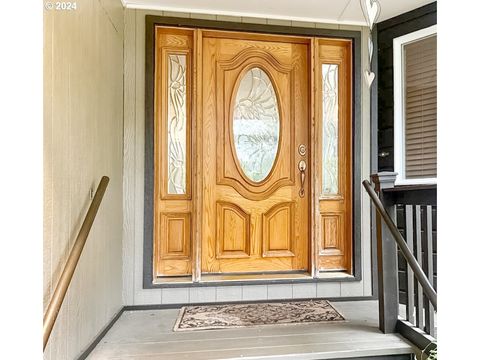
[363,179,437,310]
[43,176,110,350]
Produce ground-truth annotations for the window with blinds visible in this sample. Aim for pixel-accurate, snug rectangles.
[403,35,437,179]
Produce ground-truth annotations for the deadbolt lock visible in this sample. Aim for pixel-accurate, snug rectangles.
[298,144,307,156]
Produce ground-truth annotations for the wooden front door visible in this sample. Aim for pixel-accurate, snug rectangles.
[152,26,353,281]
[201,32,310,274]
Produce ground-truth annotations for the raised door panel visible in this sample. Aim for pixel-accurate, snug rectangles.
[160,213,191,259]
[263,202,295,258]
[216,202,251,259]
[318,212,346,270]
[156,212,192,276]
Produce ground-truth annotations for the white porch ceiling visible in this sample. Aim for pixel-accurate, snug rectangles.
[122,0,435,26]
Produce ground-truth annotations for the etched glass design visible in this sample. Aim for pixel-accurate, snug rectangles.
[322,64,339,195]
[232,67,280,182]
[167,54,187,194]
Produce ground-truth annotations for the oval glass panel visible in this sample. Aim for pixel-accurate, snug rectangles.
[232,67,280,182]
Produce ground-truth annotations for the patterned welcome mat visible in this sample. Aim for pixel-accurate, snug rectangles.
[173,300,345,331]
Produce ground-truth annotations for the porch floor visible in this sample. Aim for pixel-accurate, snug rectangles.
[87,300,415,359]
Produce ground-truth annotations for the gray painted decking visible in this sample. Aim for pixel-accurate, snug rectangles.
[87,300,415,359]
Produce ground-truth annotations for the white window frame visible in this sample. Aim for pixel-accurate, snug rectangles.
[393,25,437,185]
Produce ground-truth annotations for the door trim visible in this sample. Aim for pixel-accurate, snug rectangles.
[143,15,363,289]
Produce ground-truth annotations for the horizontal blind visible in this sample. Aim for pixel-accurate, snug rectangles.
[404,35,437,179]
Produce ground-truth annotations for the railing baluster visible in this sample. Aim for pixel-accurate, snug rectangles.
[425,205,435,336]
[362,176,437,350]
[405,205,415,323]
[415,205,424,330]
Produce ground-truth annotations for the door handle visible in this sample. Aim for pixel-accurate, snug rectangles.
[298,160,306,198]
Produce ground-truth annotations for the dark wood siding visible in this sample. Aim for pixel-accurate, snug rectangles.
[376,2,437,171]
[376,3,437,305]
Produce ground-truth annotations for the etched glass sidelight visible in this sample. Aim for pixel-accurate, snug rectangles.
[232,67,280,182]
[322,64,339,195]
[167,54,187,194]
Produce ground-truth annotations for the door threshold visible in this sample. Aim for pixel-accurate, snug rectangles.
[201,272,311,282]
[150,271,357,288]
[316,272,356,280]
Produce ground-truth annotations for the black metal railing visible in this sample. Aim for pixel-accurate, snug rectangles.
[363,172,437,351]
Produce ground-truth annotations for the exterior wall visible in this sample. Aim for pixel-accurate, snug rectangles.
[375,2,437,307]
[43,0,124,358]
[376,2,437,172]
[123,9,373,305]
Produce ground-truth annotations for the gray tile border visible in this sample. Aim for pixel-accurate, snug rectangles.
[161,288,189,304]
[216,286,243,302]
[266,19,292,27]
[315,22,340,30]
[241,16,268,25]
[317,282,341,298]
[338,24,363,31]
[292,283,317,298]
[162,11,190,19]
[340,280,364,297]
[216,15,243,23]
[267,284,293,299]
[189,287,216,303]
[291,20,316,28]
[242,285,268,301]
[190,13,217,21]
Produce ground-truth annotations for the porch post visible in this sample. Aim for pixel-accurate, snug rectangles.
[371,172,399,333]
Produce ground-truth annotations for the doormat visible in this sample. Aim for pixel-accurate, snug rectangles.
[173,300,345,331]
